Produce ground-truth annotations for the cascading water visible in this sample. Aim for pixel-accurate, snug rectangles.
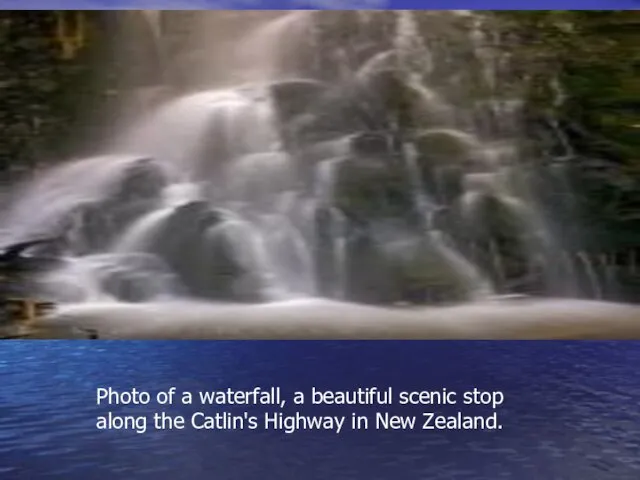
[0,11,605,310]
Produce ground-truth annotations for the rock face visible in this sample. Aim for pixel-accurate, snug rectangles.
[56,158,167,255]
[141,201,265,302]
[0,238,68,308]
[147,202,221,297]
[455,193,539,292]
[270,79,328,127]
[341,224,484,305]
[414,129,481,167]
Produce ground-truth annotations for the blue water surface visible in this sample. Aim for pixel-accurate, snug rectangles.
[1,341,640,479]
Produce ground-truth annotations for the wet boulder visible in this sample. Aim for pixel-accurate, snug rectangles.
[105,157,167,226]
[147,201,221,290]
[312,205,347,298]
[356,68,451,130]
[343,225,399,304]
[97,253,182,302]
[61,200,153,255]
[111,157,167,203]
[198,222,265,302]
[67,202,113,254]
[282,83,376,145]
[269,79,329,125]
[342,223,476,305]
[453,192,539,293]
[49,157,168,255]
[412,129,486,204]
[390,235,485,304]
[348,132,398,159]
[296,132,397,170]
[36,252,181,303]
[144,201,264,302]
[332,157,414,222]
[0,239,67,297]
[414,129,482,166]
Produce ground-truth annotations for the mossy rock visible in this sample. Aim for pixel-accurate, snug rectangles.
[333,157,413,221]
[414,129,482,166]
[357,68,450,130]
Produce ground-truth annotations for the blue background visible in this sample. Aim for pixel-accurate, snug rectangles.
[1,1,639,10]
[1,341,640,479]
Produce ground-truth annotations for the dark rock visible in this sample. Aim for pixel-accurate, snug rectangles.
[52,158,166,254]
[143,201,263,302]
[296,132,398,168]
[427,165,465,206]
[148,201,221,282]
[102,272,149,302]
[198,222,264,302]
[342,223,477,305]
[348,132,398,158]
[0,238,65,275]
[283,83,377,146]
[333,157,414,223]
[313,205,343,297]
[269,79,329,124]
[344,225,399,304]
[356,68,451,131]
[414,129,482,167]
[109,157,167,204]
[70,202,111,253]
[393,237,482,304]
[454,193,536,293]
[98,254,180,302]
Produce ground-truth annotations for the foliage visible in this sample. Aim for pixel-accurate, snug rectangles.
[493,10,639,171]
[0,11,107,173]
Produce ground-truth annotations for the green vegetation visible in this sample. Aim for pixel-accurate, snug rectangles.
[494,11,639,170]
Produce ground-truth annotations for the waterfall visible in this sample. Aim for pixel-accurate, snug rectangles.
[0,11,587,306]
